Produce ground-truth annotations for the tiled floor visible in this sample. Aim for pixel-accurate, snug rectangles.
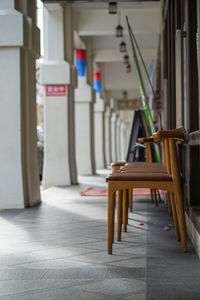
[0,170,200,299]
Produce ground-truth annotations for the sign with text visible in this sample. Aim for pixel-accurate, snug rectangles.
[117,99,141,110]
[46,85,66,97]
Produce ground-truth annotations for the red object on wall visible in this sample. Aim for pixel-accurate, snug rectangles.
[75,49,86,59]
[93,72,101,80]
[46,85,66,96]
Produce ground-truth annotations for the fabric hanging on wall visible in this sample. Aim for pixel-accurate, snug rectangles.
[75,49,86,76]
[93,72,102,94]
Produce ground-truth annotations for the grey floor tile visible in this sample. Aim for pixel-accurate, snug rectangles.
[1,171,200,300]
[108,257,146,268]
[0,279,91,297]
[125,293,146,300]
[0,281,111,300]
[76,278,145,296]
[0,269,46,280]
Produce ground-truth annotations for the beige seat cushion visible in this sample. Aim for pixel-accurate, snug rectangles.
[106,172,172,182]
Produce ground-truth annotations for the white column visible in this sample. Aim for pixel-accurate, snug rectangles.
[104,105,112,166]
[0,0,41,208]
[94,96,106,169]
[125,127,130,158]
[64,4,77,184]
[111,112,117,162]
[75,77,96,175]
[116,117,121,161]
[39,3,76,189]
[120,121,126,161]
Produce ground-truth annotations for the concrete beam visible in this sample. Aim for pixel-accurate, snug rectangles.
[74,9,161,37]
[103,61,151,91]
[92,35,159,51]
[94,49,157,63]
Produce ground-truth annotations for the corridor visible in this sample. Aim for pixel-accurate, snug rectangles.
[0,170,199,300]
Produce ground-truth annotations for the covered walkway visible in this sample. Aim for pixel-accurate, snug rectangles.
[0,171,199,300]
[0,1,200,299]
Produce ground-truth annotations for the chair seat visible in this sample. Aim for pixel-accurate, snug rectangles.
[106,172,172,182]
[121,162,167,173]
[124,162,165,168]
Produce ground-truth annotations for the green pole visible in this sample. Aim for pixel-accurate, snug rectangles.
[126,16,161,162]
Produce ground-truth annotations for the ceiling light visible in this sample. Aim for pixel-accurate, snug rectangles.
[108,2,117,14]
[122,90,128,99]
[116,24,123,38]
[123,54,129,64]
[119,41,126,53]
[126,64,132,73]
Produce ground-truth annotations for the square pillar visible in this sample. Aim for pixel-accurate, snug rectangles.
[116,117,121,161]
[111,112,117,163]
[75,77,96,175]
[39,3,77,188]
[0,0,41,208]
[94,96,106,169]
[104,105,112,166]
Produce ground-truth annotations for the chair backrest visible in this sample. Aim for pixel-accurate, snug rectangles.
[153,127,188,143]
[153,128,187,181]
[137,137,154,163]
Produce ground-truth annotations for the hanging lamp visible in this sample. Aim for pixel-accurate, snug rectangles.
[119,41,126,53]
[116,24,123,37]
[108,2,117,14]
[123,54,129,64]
[115,9,123,37]
[126,64,132,73]
[122,90,128,99]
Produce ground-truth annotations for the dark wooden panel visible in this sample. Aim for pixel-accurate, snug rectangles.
[167,4,172,129]
[189,146,200,206]
[175,0,181,30]
[186,0,199,132]
[185,0,200,206]
[170,0,176,129]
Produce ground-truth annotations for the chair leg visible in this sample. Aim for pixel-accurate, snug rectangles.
[126,190,129,225]
[169,193,180,242]
[167,192,173,217]
[123,189,127,232]
[168,138,187,252]
[153,189,158,206]
[112,191,116,243]
[157,189,162,203]
[150,189,154,203]
[129,189,133,212]
[117,190,122,241]
[108,183,115,254]
[174,189,187,252]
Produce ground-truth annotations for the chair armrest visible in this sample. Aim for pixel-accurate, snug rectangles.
[137,137,153,143]
[154,127,188,142]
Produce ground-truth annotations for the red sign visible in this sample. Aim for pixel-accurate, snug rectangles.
[46,85,66,97]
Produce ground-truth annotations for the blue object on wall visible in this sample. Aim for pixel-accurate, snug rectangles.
[75,49,86,77]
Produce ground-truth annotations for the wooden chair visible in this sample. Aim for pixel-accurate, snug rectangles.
[115,161,172,242]
[106,128,187,254]
[118,157,180,243]
[114,128,186,242]
[111,130,181,242]
[111,137,171,241]
[111,136,157,214]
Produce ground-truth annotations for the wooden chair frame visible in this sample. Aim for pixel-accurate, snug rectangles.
[107,135,187,254]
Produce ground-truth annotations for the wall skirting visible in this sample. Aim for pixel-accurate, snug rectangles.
[185,212,200,259]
